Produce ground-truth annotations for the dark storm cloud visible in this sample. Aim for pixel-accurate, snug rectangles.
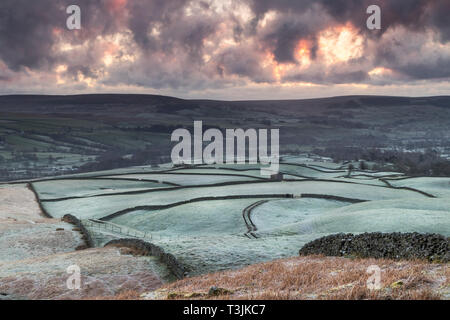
[125,0,218,63]
[0,0,125,71]
[399,59,450,80]
[262,19,316,63]
[427,0,450,42]
[215,45,272,82]
[374,29,450,80]
[0,0,61,70]
[67,65,98,79]
[126,0,189,51]
[162,15,217,62]
[247,0,447,34]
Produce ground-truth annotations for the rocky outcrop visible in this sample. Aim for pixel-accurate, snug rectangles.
[299,232,449,262]
[104,238,188,279]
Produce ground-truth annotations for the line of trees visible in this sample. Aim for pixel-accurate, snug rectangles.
[315,147,450,177]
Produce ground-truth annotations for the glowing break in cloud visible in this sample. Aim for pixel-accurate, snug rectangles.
[0,0,449,98]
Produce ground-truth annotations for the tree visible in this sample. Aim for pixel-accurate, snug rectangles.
[359,160,368,170]
[347,164,355,177]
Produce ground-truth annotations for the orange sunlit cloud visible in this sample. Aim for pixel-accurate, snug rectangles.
[263,40,313,83]
[108,0,128,12]
[295,40,312,68]
[318,23,364,65]
[102,42,121,66]
[262,52,295,82]
[267,27,365,84]
[369,67,393,77]
[52,28,63,36]
[273,62,295,82]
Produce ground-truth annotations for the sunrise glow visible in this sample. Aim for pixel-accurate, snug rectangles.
[295,40,312,68]
[318,23,364,65]
[369,67,393,77]
[0,0,448,98]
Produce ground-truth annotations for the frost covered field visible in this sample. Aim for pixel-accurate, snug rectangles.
[27,158,450,276]
[0,185,172,299]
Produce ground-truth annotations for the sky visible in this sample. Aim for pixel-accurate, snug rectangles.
[0,0,449,100]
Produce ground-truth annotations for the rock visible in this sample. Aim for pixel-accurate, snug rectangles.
[184,292,206,298]
[208,286,233,296]
[0,293,26,300]
[390,281,404,289]
[0,293,11,301]
[56,228,64,231]
[75,244,88,251]
[167,292,182,300]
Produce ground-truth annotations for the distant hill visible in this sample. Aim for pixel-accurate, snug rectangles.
[1,94,449,115]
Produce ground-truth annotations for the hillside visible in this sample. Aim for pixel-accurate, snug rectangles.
[0,155,449,300]
[0,184,172,300]
[1,95,449,300]
[17,155,450,277]
[1,94,449,181]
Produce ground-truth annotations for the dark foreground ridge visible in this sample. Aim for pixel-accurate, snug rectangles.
[299,232,449,262]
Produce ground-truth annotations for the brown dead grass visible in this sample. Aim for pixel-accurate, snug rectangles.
[0,247,166,300]
[0,185,50,224]
[87,290,143,300]
[147,255,449,300]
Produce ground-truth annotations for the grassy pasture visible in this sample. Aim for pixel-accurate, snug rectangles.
[23,157,450,277]
[33,179,170,200]
[40,180,426,220]
[170,168,266,178]
[257,197,450,238]
[387,177,450,197]
[278,164,346,179]
[111,198,269,236]
[34,165,163,179]
[103,173,261,186]
[334,177,389,187]
[135,233,328,276]
[251,198,351,232]
[4,135,55,151]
